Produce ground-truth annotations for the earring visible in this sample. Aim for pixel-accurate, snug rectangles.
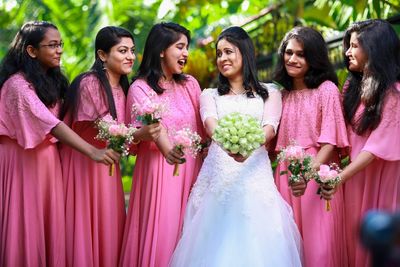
[102,61,107,71]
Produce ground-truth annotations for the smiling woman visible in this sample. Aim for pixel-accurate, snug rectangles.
[119,22,205,267]
[0,21,119,267]
[273,26,349,267]
[59,26,154,267]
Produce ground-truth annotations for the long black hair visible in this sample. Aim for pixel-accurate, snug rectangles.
[274,26,338,91]
[135,22,190,94]
[343,19,400,135]
[216,26,269,100]
[61,26,134,120]
[0,21,68,107]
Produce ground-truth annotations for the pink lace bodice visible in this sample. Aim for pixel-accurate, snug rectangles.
[126,75,203,135]
[199,83,282,133]
[0,73,61,149]
[276,80,349,150]
[74,74,126,124]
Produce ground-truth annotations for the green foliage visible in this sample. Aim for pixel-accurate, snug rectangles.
[1,0,399,193]
[120,155,136,193]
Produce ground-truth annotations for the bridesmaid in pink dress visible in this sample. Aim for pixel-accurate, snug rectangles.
[0,21,118,267]
[322,19,400,267]
[119,22,204,267]
[273,27,349,267]
[60,27,161,267]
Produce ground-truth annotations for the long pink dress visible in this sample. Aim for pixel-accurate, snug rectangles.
[60,75,126,267]
[274,80,349,267]
[344,84,400,267]
[0,73,66,267]
[119,75,204,267]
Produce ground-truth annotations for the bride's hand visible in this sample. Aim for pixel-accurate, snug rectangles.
[228,152,247,162]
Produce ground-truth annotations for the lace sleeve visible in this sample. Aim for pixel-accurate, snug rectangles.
[2,75,60,149]
[200,88,218,124]
[262,84,282,133]
[76,75,108,122]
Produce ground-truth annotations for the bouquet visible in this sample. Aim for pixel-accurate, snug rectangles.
[170,127,202,176]
[95,115,137,176]
[213,112,265,158]
[131,93,168,125]
[314,163,342,211]
[277,144,314,185]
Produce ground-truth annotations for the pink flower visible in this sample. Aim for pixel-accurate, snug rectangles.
[318,165,339,182]
[102,114,115,124]
[108,125,128,136]
[173,134,192,147]
[285,145,304,160]
[318,164,330,177]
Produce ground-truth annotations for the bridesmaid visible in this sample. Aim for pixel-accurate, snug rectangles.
[0,21,117,267]
[119,22,204,267]
[322,19,400,267]
[273,26,349,267]
[60,26,161,267]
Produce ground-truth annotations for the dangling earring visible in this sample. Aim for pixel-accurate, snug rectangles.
[102,61,107,71]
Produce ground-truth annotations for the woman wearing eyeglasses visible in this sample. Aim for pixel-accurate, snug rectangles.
[0,21,119,267]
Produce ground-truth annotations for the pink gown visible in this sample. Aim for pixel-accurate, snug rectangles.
[119,75,204,267]
[0,73,66,267]
[343,84,400,267]
[274,80,349,267]
[60,75,126,267]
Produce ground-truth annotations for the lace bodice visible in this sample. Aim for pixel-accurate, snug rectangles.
[190,83,284,215]
[276,80,349,151]
[0,73,60,149]
[200,83,282,132]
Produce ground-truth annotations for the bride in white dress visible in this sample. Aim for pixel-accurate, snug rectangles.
[170,26,303,267]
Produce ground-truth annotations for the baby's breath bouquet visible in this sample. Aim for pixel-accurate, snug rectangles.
[314,163,342,211]
[277,144,314,184]
[131,93,168,125]
[95,115,137,176]
[170,127,202,176]
[213,112,265,158]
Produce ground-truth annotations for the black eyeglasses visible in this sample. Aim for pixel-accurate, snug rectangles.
[40,42,64,49]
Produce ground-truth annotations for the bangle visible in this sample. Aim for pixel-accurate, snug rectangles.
[132,139,141,145]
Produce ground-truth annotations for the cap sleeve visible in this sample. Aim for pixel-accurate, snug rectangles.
[0,74,60,148]
[75,75,108,122]
[317,81,349,148]
[362,87,400,160]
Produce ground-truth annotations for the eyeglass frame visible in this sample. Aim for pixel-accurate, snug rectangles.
[39,41,64,49]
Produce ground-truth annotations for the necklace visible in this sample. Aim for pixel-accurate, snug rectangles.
[230,88,246,95]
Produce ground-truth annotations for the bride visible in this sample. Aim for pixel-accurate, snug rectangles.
[170,26,303,267]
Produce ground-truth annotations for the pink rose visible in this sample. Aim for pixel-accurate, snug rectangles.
[102,114,115,124]
[173,134,192,147]
[286,145,304,160]
[109,125,128,136]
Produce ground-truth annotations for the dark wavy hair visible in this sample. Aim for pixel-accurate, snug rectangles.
[135,22,190,94]
[343,19,400,135]
[0,21,68,108]
[216,26,269,100]
[61,26,134,120]
[274,26,338,91]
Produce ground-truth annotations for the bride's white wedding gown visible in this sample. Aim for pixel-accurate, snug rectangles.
[170,85,303,267]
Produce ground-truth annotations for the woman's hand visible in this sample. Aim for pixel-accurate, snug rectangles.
[164,146,185,165]
[90,148,121,165]
[134,122,162,142]
[290,178,307,197]
[320,184,339,200]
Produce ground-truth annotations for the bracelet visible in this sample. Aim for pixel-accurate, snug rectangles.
[132,139,141,145]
